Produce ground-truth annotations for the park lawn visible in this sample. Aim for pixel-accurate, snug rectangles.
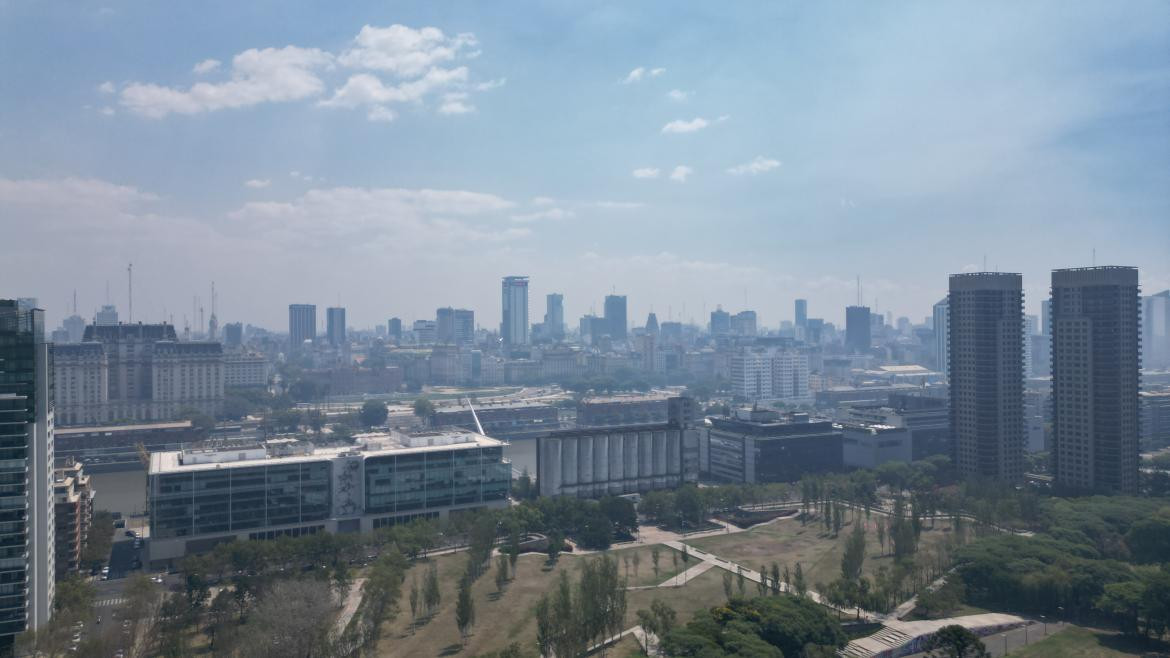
[1010,625,1169,657]
[686,514,956,591]
[609,543,685,587]
[375,543,694,656]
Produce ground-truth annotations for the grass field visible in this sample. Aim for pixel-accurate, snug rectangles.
[687,513,956,590]
[1010,625,1168,657]
[376,543,702,657]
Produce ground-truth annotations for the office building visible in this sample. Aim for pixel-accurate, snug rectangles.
[224,353,270,388]
[501,276,529,346]
[842,393,951,460]
[948,273,1024,482]
[1144,290,1170,370]
[53,460,93,580]
[577,393,676,428]
[62,315,86,344]
[729,349,809,401]
[704,408,842,483]
[710,307,731,336]
[731,310,758,336]
[538,397,698,498]
[545,293,565,340]
[795,299,808,330]
[325,307,346,348]
[604,295,628,340]
[1142,391,1170,450]
[147,430,510,566]
[0,300,55,644]
[436,308,475,346]
[288,304,317,350]
[53,324,224,426]
[933,298,949,378]
[845,306,872,354]
[579,315,608,345]
[223,322,243,349]
[645,312,659,336]
[94,304,118,326]
[1051,266,1140,495]
[388,317,403,342]
[412,320,437,344]
[431,400,560,439]
[841,422,912,469]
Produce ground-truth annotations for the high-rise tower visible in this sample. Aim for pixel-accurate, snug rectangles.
[501,276,529,347]
[0,300,55,647]
[326,307,346,348]
[948,273,1024,482]
[288,304,317,350]
[604,295,628,340]
[544,293,564,340]
[1051,266,1140,494]
[845,306,872,354]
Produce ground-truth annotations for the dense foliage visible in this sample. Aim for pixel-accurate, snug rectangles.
[659,595,845,657]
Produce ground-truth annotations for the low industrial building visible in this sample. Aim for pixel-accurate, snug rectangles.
[702,408,843,483]
[538,397,698,497]
[430,400,560,439]
[575,393,676,427]
[147,429,510,567]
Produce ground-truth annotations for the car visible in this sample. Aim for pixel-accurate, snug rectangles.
[124,530,134,537]
[100,566,109,575]
[151,574,164,583]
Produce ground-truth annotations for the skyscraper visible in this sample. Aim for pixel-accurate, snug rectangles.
[1143,290,1170,370]
[436,308,475,345]
[501,276,529,346]
[645,312,660,336]
[948,273,1024,482]
[795,299,807,328]
[326,307,346,348]
[544,293,564,340]
[710,306,731,336]
[288,304,316,350]
[223,322,243,349]
[1051,266,1140,495]
[932,298,949,378]
[0,300,55,645]
[94,304,118,326]
[387,317,402,343]
[604,294,628,340]
[845,305,872,354]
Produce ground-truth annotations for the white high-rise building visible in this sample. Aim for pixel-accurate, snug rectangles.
[501,276,529,346]
[932,298,949,378]
[730,349,809,401]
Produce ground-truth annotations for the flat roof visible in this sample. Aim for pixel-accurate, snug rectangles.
[150,430,503,475]
[57,421,194,435]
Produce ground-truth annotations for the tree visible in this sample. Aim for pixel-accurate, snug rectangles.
[496,554,510,594]
[723,571,734,601]
[794,563,807,597]
[636,608,657,654]
[412,396,435,419]
[547,530,563,564]
[456,574,475,645]
[235,579,336,658]
[535,596,553,658]
[633,552,642,579]
[771,563,782,596]
[423,563,441,615]
[408,576,420,622]
[877,517,887,555]
[652,546,661,581]
[359,399,388,427]
[927,625,990,658]
[842,521,867,582]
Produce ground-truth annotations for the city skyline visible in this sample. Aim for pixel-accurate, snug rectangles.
[2,2,1168,330]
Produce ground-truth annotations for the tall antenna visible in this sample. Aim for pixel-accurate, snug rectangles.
[72,290,77,315]
[127,263,133,323]
[856,275,862,306]
[1092,248,1096,266]
[983,254,987,271]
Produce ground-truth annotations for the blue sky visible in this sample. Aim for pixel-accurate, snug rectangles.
[2,1,1168,332]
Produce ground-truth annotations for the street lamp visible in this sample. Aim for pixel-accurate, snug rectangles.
[1001,633,1008,654]
[1040,615,1046,635]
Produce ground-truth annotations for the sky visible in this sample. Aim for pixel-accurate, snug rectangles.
[1,1,1168,333]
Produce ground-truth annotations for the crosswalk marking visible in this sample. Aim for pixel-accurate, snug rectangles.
[96,597,125,607]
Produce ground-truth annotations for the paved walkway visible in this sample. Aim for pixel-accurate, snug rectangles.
[334,577,367,636]
[840,613,1031,658]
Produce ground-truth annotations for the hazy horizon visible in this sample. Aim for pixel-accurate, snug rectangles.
[3,2,1168,331]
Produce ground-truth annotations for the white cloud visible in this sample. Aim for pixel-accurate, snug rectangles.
[337,25,476,77]
[594,201,645,209]
[632,168,660,179]
[669,165,693,182]
[666,89,691,102]
[97,81,115,94]
[661,117,709,134]
[727,156,781,175]
[120,46,333,118]
[100,106,115,116]
[531,196,556,206]
[621,67,646,84]
[438,92,474,115]
[321,67,468,108]
[511,207,573,223]
[622,66,665,84]
[192,59,221,75]
[119,24,493,121]
[244,179,271,189]
[367,106,397,122]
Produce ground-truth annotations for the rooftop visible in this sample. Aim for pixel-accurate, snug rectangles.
[150,429,503,475]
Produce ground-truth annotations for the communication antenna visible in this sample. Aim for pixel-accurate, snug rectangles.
[856,275,862,306]
[72,290,77,315]
[127,263,133,323]
[1092,248,1096,266]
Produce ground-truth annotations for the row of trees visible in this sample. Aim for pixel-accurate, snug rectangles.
[535,555,628,658]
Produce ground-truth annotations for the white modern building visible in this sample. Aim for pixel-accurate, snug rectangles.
[224,353,270,388]
[147,429,510,566]
[729,349,809,401]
